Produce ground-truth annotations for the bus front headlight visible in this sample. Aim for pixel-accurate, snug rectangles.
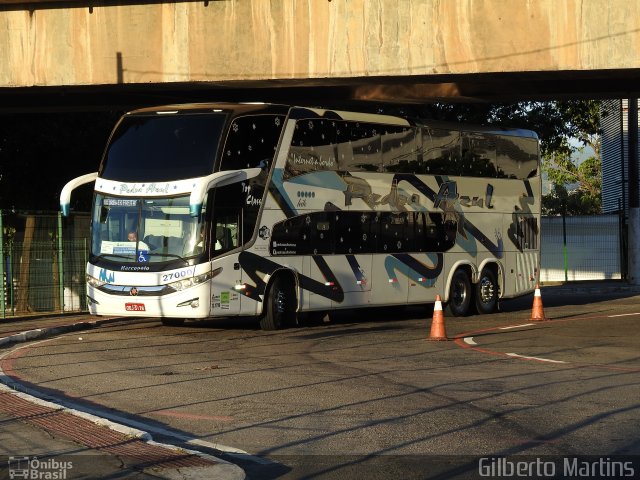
[167,268,221,292]
[86,274,106,288]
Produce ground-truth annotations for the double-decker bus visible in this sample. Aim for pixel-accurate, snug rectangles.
[61,103,540,329]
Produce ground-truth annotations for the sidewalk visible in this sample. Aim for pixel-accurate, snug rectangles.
[539,279,640,295]
[0,314,246,480]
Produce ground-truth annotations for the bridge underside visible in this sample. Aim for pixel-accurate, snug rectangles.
[2,68,639,113]
[2,0,640,111]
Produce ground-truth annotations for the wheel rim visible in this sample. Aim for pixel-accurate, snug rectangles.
[275,289,287,314]
[452,279,467,307]
[478,276,495,304]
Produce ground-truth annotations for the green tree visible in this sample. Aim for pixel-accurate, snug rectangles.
[542,148,602,215]
[538,101,602,215]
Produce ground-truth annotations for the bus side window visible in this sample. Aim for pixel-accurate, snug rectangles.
[421,128,461,175]
[310,212,334,255]
[220,114,286,246]
[270,212,333,255]
[381,127,418,173]
[462,133,500,178]
[334,211,375,254]
[497,136,539,179]
[285,119,338,179]
[409,212,425,252]
[211,207,239,254]
[423,213,457,252]
[346,122,382,172]
[377,212,407,253]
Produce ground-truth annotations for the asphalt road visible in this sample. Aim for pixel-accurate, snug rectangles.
[4,286,640,479]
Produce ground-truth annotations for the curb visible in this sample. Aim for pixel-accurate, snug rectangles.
[0,318,247,480]
[0,316,127,348]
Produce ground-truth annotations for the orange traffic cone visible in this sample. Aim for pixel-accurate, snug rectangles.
[428,295,449,341]
[530,284,547,321]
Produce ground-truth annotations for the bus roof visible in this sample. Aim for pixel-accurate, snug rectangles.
[125,102,538,139]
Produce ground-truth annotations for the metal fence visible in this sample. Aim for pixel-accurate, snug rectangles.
[0,210,627,319]
[540,214,624,282]
[1,211,89,318]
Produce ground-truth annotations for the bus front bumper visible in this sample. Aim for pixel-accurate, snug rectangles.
[86,283,212,318]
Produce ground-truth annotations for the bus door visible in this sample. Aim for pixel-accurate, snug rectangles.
[209,203,243,316]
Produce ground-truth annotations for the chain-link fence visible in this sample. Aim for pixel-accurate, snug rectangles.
[540,214,624,282]
[1,211,89,318]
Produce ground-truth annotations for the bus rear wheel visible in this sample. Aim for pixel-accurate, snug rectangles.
[446,269,472,317]
[260,275,297,330]
[474,268,498,314]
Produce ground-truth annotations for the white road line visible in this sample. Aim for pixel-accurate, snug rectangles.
[506,352,567,364]
[499,323,536,330]
[608,313,640,318]
[463,337,477,345]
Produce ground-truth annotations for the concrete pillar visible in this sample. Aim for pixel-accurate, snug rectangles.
[627,100,639,284]
[628,208,640,285]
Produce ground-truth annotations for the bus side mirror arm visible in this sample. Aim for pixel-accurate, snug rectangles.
[60,172,99,217]
[189,168,262,217]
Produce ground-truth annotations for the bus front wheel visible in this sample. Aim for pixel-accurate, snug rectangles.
[446,269,472,317]
[260,275,297,330]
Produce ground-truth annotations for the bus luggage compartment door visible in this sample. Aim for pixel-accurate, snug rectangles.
[407,252,445,304]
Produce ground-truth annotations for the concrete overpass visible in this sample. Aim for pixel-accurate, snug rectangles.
[1,0,640,110]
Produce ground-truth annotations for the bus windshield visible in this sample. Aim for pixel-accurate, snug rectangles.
[91,194,204,264]
[100,113,227,182]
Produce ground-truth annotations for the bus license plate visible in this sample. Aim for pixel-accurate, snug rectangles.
[125,303,145,312]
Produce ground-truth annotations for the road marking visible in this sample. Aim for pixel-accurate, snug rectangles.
[463,337,477,345]
[499,323,536,330]
[506,353,567,364]
[608,312,640,318]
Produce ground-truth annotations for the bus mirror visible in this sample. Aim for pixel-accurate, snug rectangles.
[60,172,98,217]
[189,168,261,217]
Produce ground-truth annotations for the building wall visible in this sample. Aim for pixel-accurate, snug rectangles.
[600,99,640,216]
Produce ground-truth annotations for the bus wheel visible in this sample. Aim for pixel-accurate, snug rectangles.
[260,275,297,330]
[446,269,471,317]
[474,268,498,314]
[161,318,185,326]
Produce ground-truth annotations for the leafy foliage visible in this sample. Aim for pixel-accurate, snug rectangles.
[542,149,602,215]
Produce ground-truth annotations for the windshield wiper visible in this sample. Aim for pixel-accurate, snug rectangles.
[93,253,136,261]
